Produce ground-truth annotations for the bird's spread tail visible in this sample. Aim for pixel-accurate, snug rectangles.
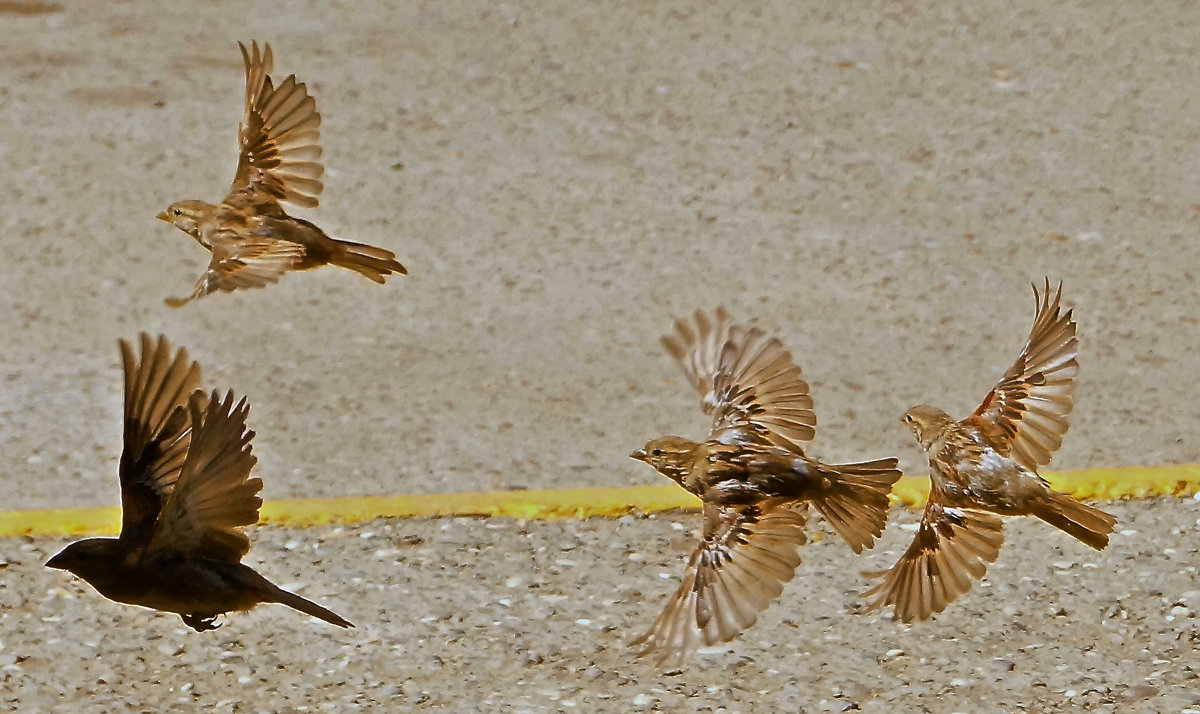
[810,458,902,554]
[1031,490,1116,550]
[271,586,354,628]
[331,239,408,283]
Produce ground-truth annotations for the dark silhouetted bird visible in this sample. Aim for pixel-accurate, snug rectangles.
[46,334,352,631]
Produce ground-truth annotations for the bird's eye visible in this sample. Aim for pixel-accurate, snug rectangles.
[173,208,182,216]
[651,448,663,457]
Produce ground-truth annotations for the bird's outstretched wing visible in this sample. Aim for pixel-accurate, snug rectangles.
[631,499,808,667]
[117,334,204,546]
[146,391,262,562]
[661,307,737,403]
[167,238,304,307]
[661,309,815,450]
[965,279,1078,471]
[861,497,1004,623]
[224,40,324,210]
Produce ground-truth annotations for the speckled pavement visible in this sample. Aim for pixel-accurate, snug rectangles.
[4,500,1199,712]
[1,0,1199,711]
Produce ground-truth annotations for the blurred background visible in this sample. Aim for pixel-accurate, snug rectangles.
[1,3,1197,510]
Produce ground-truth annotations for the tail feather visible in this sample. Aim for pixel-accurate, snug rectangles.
[1032,491,1116,550]
[271,586,354,628]
[810,458,902,553]
[331,238,408,283]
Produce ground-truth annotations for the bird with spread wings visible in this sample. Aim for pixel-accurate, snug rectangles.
[862,279,1117,623]
[46,334,352,631]
[157,41,406,307]
[629,308,901,665]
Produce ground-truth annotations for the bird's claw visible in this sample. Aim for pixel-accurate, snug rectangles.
[182,613,223,632]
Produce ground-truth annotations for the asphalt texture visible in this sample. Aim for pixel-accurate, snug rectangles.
[1,1,1199,711]
[5,500,1200,712]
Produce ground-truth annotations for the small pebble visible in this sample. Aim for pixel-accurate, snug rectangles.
[1124,684,1159,700]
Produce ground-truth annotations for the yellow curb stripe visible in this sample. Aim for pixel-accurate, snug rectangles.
[2,464,1198,538]
[889,463,1200,507]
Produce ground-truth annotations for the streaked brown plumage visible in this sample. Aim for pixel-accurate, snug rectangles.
[863,279,1117,623]
[630,308,901,665]
[157,41,406,307]
[46,334,352,631]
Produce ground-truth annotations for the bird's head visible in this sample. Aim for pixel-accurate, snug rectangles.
[157,200,211,237]
[45,538,125,583]
[630,435,697,484]
[901,405,956,448]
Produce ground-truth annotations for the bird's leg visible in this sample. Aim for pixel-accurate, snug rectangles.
[181,613,223,632]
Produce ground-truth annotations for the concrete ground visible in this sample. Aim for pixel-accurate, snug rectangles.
[5,501,1200,712]
[1,0,1198,711]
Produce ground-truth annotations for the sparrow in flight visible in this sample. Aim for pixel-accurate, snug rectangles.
[157,41,406,307]
[862,279,1117,622]
[630,308,901,665]
[46,334,353,631]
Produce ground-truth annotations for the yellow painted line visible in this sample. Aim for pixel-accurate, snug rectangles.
[889,463,1200,507]
[2,464,1198,538]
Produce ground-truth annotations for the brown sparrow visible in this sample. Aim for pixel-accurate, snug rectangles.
[46,334,352,631]
[630,308,901,665]
[862,279,1117,622]
[157,41,406,307]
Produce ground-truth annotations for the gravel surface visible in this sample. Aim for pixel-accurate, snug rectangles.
[2,0,1200,711]
[4,500,1199,712]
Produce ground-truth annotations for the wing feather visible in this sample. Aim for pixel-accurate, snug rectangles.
[117,334,203,545]
[661,309,816,450]
[145,391,262,562]
[661,307,736,405]
[166,237,304,308]
[226,41,324,210]
[632,500,807,666]
[861,498,1004,623]
[966,279,1079,470]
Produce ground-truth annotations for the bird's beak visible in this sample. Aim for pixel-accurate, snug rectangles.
[630,448,648,462]
[156,210,172,223]
[45,551,68,570]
